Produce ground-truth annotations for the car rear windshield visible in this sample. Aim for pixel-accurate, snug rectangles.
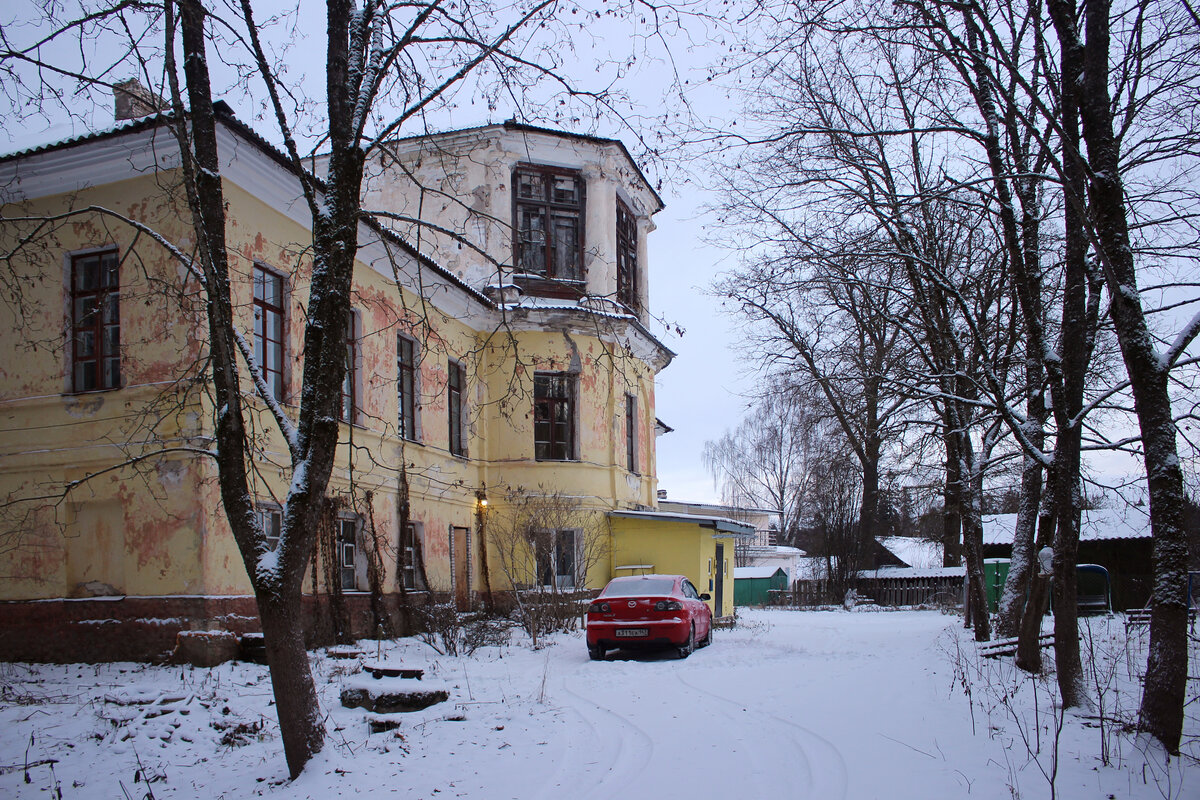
[601,577,675,597]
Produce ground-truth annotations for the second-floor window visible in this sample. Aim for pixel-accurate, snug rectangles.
[71,250,121,392]
[253,265,285,401]
[398,335,417,441]
[626,392,638,474]
[534,373,575,461]
[341,313,358,424]
[514,164,584,283]
[448,360,465,456]
[616,198,638,311]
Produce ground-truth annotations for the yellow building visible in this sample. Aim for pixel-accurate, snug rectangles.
[0,105,745,661]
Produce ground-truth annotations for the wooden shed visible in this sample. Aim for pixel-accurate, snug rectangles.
[734,566,788,606]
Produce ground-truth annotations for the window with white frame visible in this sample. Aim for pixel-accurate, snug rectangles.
[256,504,282,551]
[337,516,362,591]
[536,529,582,589]
[399,521,425,591]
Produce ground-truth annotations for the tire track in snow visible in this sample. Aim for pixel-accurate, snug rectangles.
[677,673,849,799]
[530,674,655,800]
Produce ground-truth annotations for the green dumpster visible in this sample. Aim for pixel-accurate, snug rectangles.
[984,558,1010,612]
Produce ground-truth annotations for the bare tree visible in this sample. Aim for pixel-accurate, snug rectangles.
[702,378,822,548]
[713,223,915,550]
[486,486,609,647]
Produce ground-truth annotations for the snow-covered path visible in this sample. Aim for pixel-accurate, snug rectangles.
[2,609,1195,799]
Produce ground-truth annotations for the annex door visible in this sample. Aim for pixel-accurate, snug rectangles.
[452,526,471,611]
[714,542,725,616]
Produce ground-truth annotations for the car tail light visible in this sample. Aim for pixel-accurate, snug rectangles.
[655,600,683,611]
[589,602,611,613]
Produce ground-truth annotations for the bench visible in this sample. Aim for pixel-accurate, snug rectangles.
[1125,607,1198,634]
[361,660,424,680]
[980,633,1054,659]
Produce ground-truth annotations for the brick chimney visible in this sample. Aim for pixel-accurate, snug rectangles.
[113,79,167,121]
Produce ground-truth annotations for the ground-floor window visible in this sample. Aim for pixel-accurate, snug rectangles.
[537,529,581,589]
[255,504,282,551]
[400,521,426,591]
[338,516,364,591]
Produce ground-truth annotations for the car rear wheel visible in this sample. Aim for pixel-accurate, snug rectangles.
[588,644,606,661]
[677,624,695,659]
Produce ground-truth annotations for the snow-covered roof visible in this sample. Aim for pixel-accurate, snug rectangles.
[744,545,805,557]
[609,510,756,537]
[734,567,786,580]
[982,507,1151,546]
[878,537,944,569]
[857,566,966,579]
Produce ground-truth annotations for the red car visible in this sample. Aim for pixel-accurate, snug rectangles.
[585,574,713,660]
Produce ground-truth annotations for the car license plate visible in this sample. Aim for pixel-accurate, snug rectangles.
[615,628,648,638]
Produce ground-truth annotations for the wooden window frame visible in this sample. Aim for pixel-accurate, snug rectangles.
[70,249,121,393]
[534,372,576,462]
[512,163,585,297]
[341,312,359,425]
[253,264,286,402]
[448,359,466,457]
[616,198,639,312]
[397,334,418,441]
[626,392,638,474]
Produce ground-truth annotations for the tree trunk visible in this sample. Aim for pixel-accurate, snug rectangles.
[1047,0,1191,751]
[1051,486,1085,706]
[175,1,327,776]
[1015,572,1050,673]
[997,447,1043,637]
[860,446,880,548]
[258,589,324,777]
[961,455,991,641]
[942,434,963,567]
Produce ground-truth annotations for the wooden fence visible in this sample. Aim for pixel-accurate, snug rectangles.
[770,573,964,609]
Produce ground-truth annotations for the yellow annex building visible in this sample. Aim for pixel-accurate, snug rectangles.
[0,99,748,661]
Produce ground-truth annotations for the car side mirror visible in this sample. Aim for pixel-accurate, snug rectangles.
[699,593,711,601]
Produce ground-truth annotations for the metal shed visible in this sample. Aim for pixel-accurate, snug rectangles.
[734,566,789,606]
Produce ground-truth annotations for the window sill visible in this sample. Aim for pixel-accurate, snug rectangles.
[511,275,586,300]
[65,385,122,396]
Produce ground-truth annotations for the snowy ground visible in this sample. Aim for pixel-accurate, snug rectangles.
[1,608,1196,799]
